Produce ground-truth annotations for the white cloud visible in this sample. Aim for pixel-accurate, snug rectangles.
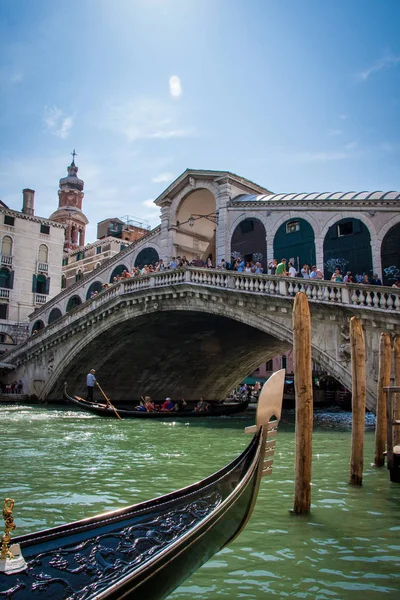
[43,106,74,138]
[339,114,347,120]
[357,53,400,82]
[152,172,175,183]
[101,97,193,142]
[169,75,182,98]
[327,128,343,136]
[142,199,157,208]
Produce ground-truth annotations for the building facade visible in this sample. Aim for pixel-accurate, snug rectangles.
[0,190,65,351]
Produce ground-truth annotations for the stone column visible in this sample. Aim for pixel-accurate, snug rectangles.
[215,178,231,265]
[159,201,173,263]
[79,229,85,247]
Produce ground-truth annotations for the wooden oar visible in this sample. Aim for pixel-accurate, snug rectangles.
[96,382,122,420]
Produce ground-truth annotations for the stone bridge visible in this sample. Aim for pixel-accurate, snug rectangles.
[4,269,400,411]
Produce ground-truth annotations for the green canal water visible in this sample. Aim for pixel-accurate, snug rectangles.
[1,405,399,599]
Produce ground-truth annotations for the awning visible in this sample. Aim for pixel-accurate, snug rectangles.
[242,376,268,385]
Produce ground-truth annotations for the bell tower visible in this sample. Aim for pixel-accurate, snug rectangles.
[49,151,89,252]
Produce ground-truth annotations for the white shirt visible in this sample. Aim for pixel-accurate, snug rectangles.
[289,266,297,277]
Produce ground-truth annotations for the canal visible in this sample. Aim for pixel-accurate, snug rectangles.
[1,405,399,599]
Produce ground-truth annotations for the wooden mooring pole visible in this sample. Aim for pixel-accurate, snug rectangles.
[292,292,313,515]
[349,317,366,486]
[374,332,392,467]
[394,336,400,449]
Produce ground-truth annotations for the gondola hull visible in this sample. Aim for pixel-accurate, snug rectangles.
[0,370,286,600]
[63,387,249,418]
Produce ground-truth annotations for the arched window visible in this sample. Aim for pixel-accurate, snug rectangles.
[61,274,67,289]
[323,218,372,280]
[1,236,12,257]
[75,269,84,283]
[38,244,48,263]
[381,223,400,286]
[273,218,316,274]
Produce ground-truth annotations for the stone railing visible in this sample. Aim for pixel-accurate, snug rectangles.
[74,269,400,314]
[28,268,400,328]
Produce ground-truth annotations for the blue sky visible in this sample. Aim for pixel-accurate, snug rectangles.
[0,0,399,242]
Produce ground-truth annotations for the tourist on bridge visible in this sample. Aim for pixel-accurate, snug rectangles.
[276,258,287,276]
[86,369,96,402]
[371,274,382,285]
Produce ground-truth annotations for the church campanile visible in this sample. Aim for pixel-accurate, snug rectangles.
[50,151,89,252]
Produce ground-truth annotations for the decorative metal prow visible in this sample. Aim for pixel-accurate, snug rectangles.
[0,498,16,560]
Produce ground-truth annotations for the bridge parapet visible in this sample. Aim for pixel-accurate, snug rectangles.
[29,268,400,329]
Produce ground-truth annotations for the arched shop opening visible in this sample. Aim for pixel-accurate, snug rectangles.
[323,218,372,280]
[86,281,104,300]
[110,265,129,282]
[48,308,62,325]
[31,320,45,334]
[135,248,159,269]
[230,218,267,269]
[381,223,400,286]
[273,218,315,273]
[66,295,82,312]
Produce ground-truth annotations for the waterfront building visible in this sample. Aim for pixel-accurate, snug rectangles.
[0,190,65,352]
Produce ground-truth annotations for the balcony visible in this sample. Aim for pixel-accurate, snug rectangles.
[37,261,49,273]
[0,288,10,299]
[34,294,48,305]
[1,255,13,267]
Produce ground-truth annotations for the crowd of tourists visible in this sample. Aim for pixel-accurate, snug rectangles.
[88,254,398,295]
[134,396,210,413]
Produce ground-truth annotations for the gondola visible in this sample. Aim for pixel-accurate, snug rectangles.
[0,370,285,600]
[63,385,250,418]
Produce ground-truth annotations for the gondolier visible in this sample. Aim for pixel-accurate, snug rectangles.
[86,369,96,401]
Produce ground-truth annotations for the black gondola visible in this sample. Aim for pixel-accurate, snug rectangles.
[63,385,249,418]
[0,370,285,600]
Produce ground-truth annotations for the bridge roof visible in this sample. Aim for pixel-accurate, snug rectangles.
[231,191,400,203]
[154,169,272,205]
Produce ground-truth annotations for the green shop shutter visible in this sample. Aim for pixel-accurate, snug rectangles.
[45,277,50,295]
[32,274,37,293]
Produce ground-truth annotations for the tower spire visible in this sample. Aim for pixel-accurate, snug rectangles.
[71,149,77,165]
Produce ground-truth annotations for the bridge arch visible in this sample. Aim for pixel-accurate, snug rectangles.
[38,292,355,406]
[48,307,62,325]
[323,217,373,279]
[66,295,82,312]
[273,217,316,272]
[86,281,104,300]
[230,217,267,269]
[173,188,217,262]
[381,222,400,285]
[169,180,219,220]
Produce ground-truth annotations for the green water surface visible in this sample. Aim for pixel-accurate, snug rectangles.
[1,405,399,599]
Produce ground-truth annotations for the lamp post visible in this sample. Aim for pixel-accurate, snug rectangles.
[177,212,219,228]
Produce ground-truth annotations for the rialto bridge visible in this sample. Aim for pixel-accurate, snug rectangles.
[3,268,400,412]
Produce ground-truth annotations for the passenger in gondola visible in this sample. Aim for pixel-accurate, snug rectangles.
[174,397,187,412]
[194,396,209,412]
[86,369,96,401]
[144,396,155,412]
[161,397,175,412]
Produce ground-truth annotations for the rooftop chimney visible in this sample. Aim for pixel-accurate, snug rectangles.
[22,188,35,216]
